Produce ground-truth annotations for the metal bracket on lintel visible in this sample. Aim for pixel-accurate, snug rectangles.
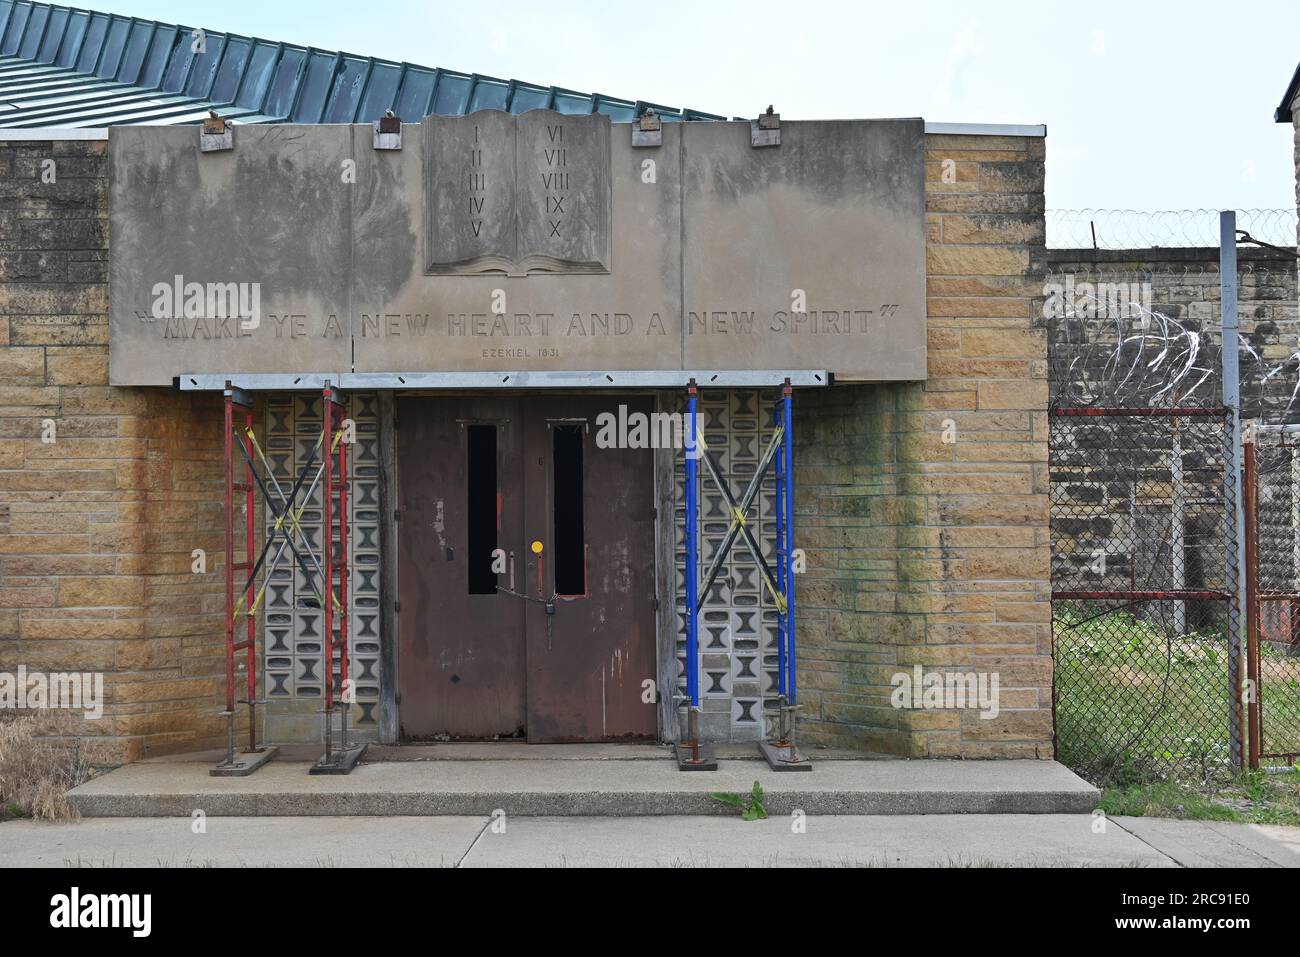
[751,105,780,148]
[223,382,254,410]
[632,109,662,148]
[200,111,233,153]
[373,110,402,150]
[177,371,833,391]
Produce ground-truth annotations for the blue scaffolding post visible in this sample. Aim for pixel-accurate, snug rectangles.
[675,377,809,771]
[677,380,718,770]
[774,402,788,704]
[760,379,811,770]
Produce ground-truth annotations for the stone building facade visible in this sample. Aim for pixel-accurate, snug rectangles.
[0,136,228,764]
[796,132,1051,757]
[0,125,1052,765]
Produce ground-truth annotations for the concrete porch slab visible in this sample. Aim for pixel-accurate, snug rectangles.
[69,756,1100,818]
[141,743,890,763]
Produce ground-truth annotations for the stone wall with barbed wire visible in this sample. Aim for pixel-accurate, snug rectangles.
[1044,243,1300,780]
[1046,246,1298,594]
[1046,247,1299,420]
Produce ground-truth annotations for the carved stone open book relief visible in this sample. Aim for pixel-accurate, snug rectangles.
[424,109,612,276]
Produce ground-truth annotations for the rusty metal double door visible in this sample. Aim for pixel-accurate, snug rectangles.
[397,395,657,743]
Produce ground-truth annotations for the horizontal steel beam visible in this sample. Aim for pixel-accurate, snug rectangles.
[176,370,833,391]
[1051,406,1228,417]
[1052,590,1230,602]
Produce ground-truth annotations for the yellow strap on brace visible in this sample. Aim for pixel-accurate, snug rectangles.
[248,582,268,617]
[762,572,788,615]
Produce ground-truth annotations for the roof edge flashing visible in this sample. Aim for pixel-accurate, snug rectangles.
[924,121,1046,138]
[0,119,1048,142]
[1275,62,1300,124]
[0,126,108,139]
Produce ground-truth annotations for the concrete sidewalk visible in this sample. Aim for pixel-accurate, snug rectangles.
[67,754,1100,817]
[2,814,1297,867]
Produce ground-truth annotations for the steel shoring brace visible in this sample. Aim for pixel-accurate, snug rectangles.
[229,421,344,657]
[676,380,717,771]
[229,415,338,622]
[760,380,810,770]
[774,399,788,713]
[693,421,787,618]
[234,427,337,632]
[685,380,809,770]
[311,385,366,775]
[212,385,278,777]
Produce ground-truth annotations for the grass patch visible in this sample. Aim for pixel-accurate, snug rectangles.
[0,714,91,822]
[0,802,32,822]
[1056,606,1226,785]
[1100,768,1300,826]
[709,781,768,821]
[1055,604,1300,786]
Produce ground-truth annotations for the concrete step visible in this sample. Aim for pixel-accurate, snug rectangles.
[69,755,1100,817]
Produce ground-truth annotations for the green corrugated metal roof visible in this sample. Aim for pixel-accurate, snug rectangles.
[0,0,725,128]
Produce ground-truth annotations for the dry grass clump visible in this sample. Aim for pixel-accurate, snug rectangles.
[0,714,91,821]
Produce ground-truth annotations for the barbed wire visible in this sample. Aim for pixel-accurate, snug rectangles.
[1047,209,1298,250]
[1050,297,1300,412]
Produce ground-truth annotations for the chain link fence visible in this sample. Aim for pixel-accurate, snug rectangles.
[1051,408,1241,785]
[1047,208,1297,250]
[1244,427,1300,767]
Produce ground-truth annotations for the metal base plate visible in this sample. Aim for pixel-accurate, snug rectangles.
[674,742,718,771]
[759,740,813,771]
[309,742,368,776]
[210,746,279,777]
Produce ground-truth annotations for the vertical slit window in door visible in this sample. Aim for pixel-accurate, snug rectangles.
[467,425,498,595]
[553,425,586,597]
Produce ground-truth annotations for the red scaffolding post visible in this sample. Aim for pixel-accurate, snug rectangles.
[312,384,365,774]
[212,382,363,776]
[213,383,277,777]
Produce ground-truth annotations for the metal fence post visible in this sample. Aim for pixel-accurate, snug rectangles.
[1220,209,1245,772]
[1241,429,1261,769]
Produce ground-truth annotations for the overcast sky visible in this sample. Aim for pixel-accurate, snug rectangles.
[68,0,1300,212]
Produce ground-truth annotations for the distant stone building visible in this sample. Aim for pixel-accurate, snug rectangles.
[1281,63,1300,245]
